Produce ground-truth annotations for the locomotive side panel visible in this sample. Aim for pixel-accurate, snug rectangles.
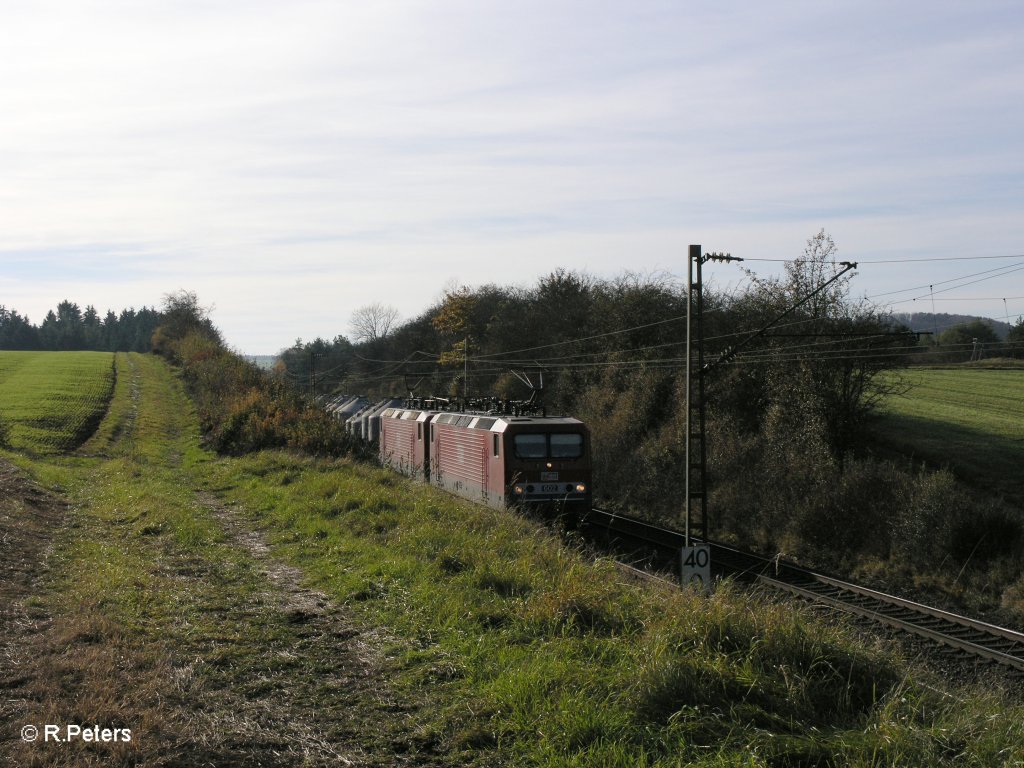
[380,409,431,480]
[431,415,493,506]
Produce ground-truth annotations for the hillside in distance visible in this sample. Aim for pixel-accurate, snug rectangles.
[891,311,1012,339]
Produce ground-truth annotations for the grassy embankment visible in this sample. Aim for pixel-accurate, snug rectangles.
[2,350,1023,766]
[875,366,1024,504]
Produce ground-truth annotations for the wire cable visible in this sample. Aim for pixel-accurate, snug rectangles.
[743,253,1024,264]
[865,261,1024,301]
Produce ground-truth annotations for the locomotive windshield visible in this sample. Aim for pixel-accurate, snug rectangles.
[513,432,584,459]
[550,433,583,458]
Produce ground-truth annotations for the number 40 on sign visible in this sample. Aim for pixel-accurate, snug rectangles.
[680,545,711,594]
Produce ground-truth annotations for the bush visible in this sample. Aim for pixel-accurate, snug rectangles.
[1001,576,1024,619]
[211,388,289,454]
[195,371,356,457]
[891,470,966,567]
[708,408,1024,582]
[789,458,907,565]
[948,506,1022,564]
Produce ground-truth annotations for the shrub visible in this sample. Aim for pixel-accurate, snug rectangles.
[892,470,966,567]
[948,506,1023,564]
[791,458,909,565]
[1001,576,1024,619]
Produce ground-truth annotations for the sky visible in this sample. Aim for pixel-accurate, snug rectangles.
[2,0,1023,353]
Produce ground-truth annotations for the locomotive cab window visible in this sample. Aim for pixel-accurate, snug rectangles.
[493,433,500,457]
[513,434,547,458]
[513,432,584,459]
[550,433,584,458]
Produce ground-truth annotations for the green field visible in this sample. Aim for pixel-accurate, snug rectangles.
[876,367,1024,501]
[0,351,115,453]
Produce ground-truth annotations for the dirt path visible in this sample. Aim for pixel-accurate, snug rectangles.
[161,490,430,767]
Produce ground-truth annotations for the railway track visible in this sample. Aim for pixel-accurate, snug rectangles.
[580,506,1024,676]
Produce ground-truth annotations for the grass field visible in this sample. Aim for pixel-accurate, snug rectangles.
[2,352,1023,766]
[875,367,1024,501]
[0,351,115,453]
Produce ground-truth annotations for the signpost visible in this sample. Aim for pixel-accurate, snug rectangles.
[680,545,711,593]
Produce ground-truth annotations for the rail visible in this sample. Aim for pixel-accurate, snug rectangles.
[580,507,1024,675]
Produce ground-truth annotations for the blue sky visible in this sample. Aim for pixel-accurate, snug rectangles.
[2,0,1022,352]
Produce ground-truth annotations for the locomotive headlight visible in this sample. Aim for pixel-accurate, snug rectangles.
[513,485,524,495]
[575,483,587,493]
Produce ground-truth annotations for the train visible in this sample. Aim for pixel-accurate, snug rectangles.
[326,393,593,513]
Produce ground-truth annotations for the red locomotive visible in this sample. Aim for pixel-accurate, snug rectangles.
[379,401,592,512]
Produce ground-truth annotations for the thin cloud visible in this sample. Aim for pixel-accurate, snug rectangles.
[1,0,1022,351]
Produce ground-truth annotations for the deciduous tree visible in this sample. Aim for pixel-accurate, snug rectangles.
[349,302,400,343]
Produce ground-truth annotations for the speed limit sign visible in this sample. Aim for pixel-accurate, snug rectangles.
[680,545,711,593]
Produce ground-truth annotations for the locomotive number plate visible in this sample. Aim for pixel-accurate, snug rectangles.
[541,472,559,481]
[540,484,560,493]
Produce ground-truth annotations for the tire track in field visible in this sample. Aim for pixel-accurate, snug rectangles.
[114,356,428,765]
[0,460,67,718]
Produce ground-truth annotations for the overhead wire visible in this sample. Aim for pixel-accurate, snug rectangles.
[486,330,916,368]
[743,253,1024,264]
[464,340,1024,375]
[864,261,1024,301]
[321,321,967,385]
[468,339,931,373]
[905,263,1024,302]
[464,319,1013,375]
[457,315,911,369]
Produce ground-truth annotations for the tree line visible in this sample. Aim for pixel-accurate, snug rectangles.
[0,300,161,352]
[281,231,913,456]
[917,316,1024,362]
